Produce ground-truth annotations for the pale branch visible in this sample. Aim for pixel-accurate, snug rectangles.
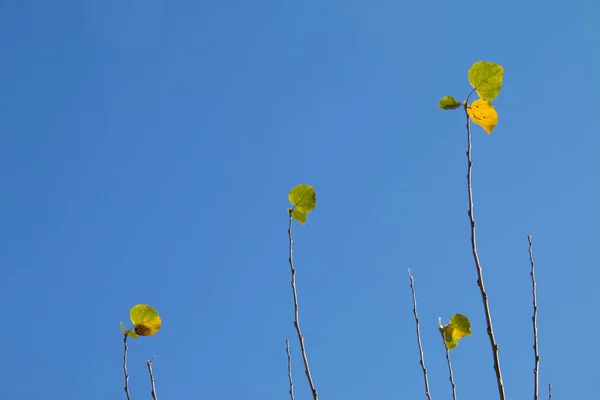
[286,340,295,400]
[439,328,457,400]
[528,235,540,400]
[288,210,318,400]
[408,269,432,400]
[548,383,552,400]
[123,334,131,400]
[463,105,506,400]
[147,356,158,400]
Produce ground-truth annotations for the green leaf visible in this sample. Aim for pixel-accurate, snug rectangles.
[128,330,139,339]
[438,96,462,110]
[442,314,471,350]
[468,61,504,101]
[442,325,459,350]
[288,184,316,223]
[291,208,307,224]
[120,321,139,339]
[130,304,162,337]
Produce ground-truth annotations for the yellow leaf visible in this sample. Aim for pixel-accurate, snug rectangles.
[130,304,162,337]
[467,99,498,134]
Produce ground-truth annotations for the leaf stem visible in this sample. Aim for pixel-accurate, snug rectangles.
[408,269,432,400]
[464,104,506,400]
[288,210,318,400]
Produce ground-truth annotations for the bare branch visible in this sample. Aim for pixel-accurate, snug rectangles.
[528,235,540,400]
[147,356,158,400]
[288,210,318,400]
[408,269,432,400]
[463,105,506,400]
[548,383,552,400]
[285,340,295,400]
[439,327,457,400]
[123,334,131,400]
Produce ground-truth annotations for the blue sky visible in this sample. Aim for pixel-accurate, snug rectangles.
[1,1,599,399]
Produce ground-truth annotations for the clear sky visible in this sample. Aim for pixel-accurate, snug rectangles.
[1,1,599,399]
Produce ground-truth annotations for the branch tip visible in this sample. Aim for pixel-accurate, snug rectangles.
[408,269,432,400]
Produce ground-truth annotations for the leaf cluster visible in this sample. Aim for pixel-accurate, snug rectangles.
[288,184,317,224]
[438,61,504,134]
[120,304,162,339]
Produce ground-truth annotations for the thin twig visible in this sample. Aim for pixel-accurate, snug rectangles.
[147,355,158,400]
[548,383,552,400]
[286,340,295,400]
[528,235,540,400]
[123,333,131,400]
[439,327,457,400]
[464,105,506,400]
[288,210,318,400]
[408,269,432,400]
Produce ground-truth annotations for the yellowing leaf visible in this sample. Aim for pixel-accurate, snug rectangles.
[291,208,307,225]
[468,61,504,101]
[288,184,316,224]
[130,304,162,337]
[438,96,462,110]
[467,99,498,134]
[450,314,472,338]
[441,314,472,350]
[442,325,459,350]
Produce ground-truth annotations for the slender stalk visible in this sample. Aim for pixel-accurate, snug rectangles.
[286,340,295,400]
[288,210,318,400]
[548,383,552,400]
[147,356,158,400]
[439,328,457,400]
[408,269,432,400]
[123,334,131,400]
[528,235,540,400]
[463,105,506,400]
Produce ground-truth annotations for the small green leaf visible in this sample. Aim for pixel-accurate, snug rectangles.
[120,321,139,339]
[441,314,471,350]
[442,325,459,350]
[128,330,139,339]
[468,61,504,101]
[438,96,462,110]
[291,209,307,224]
[130,304,162,337]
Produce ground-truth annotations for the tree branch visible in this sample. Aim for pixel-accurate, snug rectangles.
[288,210,318,400]
[286,340,295,400]
[408,269,432,400]
[147,356,158,400]
[464,105,506,400]
[123,334,131,400]
[528,235,540,400]
[548,383,552,400]
[439,327,457,400]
